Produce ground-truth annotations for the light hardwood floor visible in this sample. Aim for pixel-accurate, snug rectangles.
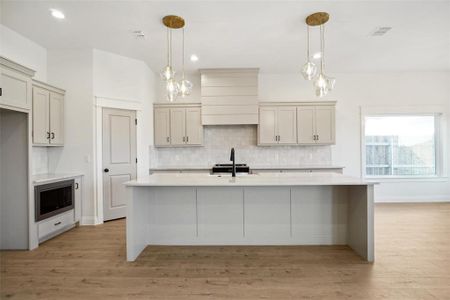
[1,203,450,299]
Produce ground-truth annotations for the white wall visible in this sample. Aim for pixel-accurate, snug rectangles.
[47,49,96,224]
[93,49,156,177]
[0,24,47,81]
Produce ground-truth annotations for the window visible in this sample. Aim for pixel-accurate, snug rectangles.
[364,115,439,178]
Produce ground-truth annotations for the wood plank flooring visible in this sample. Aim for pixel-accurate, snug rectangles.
[1,203,450,299]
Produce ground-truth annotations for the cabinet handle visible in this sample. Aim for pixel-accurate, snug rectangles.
[47,132,50,140]
[182,136,185,142]
[54,221,61,226]
[51,132,55,139]
[316,135,319,141]
[166,137,170,143]
[75,183,79,189]
[186,136,189,143]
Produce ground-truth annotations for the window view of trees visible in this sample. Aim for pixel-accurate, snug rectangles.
[365,116,436,177]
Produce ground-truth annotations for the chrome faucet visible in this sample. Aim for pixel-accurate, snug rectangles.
[230,148,236,177]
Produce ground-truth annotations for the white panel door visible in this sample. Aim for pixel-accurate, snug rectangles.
[170,108,186,145]
[102,108,137,221]
[154,108,170,146]
[185,107,202,145]
[32,86,50,144]
[277,107,297,144]
[49,92,64,145]
[315,106,335,144]
[258,107,277,144]
[297,106,316,144]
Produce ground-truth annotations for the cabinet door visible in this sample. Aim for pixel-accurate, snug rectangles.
[315,106,335,144]
[258,107,277,144]
[154,108,170,146]
[0,67,32,110]
[74,177,82,222]
[49,92,64,145]
[185,107,203,145]
[297,106,316,144]
[170,108,186,145]
[277,107,297,144]
[32,86,50,144]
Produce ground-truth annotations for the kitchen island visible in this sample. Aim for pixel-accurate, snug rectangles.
[124,173,375,262]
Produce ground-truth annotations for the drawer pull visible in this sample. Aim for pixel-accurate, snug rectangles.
[54,221,62,226]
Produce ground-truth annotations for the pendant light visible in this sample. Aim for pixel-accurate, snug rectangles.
[179,28,193,97]
[313,24,336,97]
[300,25,317,80]
[160,15,194,102]
[302,12,336,97]
[160,28,175,81]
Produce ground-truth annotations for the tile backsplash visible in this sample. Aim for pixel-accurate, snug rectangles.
[149,125,331,168]
[32,147,49,174]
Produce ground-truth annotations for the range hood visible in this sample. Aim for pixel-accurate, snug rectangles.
[200,68,259,125]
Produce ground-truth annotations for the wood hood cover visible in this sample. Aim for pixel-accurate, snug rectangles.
[200,68,259,125]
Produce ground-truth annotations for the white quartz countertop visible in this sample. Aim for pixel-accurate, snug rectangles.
[125,172,376,187]
[32,173,84,185]
[149,165,344,171]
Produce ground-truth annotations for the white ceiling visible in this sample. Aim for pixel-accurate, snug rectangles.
[1,1,449,74]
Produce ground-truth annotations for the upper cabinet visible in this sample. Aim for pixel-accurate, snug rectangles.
[200,68,259,125]
[154,104,203,147]
[297,105,335,145]
[258,106,297,145]
[0,56,35,112]
[32,80,65,146]
[258,102,336,146]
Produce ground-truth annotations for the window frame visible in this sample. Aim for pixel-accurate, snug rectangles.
[360,106,447,182]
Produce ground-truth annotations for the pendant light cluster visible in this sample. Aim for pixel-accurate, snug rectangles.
[301,12,335,97]
[160,15,193,102]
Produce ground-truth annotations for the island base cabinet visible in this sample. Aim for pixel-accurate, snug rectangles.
[126,185,374,262]
[244,187,291,241]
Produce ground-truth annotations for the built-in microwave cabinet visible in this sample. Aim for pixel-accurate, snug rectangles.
[258,106,297,145]
[154,104,203,147]
[258,102,336,146]
[0,56,35,112]
[32,80,65,146]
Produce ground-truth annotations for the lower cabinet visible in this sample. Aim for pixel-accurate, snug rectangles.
[154,104,203,147]
[38,210,75,241]
[36,175,82,243]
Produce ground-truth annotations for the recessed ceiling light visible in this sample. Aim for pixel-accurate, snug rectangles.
[313,52,321,59]
[190,54,199,62]
[50,9,65,20]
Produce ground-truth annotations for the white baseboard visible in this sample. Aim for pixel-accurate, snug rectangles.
[80,216,103,225]
[375,195,450,203]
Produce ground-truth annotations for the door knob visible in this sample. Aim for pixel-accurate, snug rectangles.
[104,168,109,173]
